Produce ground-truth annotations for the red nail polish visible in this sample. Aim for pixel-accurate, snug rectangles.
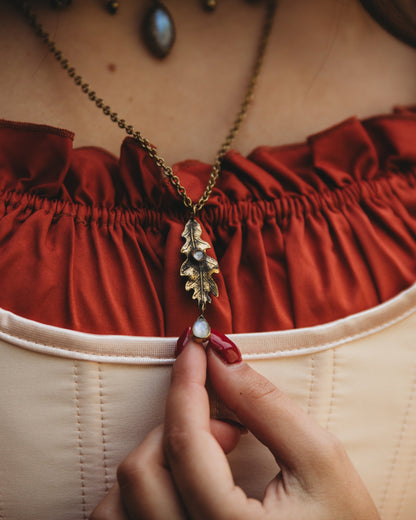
[175,326,192,357]
[208,330,242,365]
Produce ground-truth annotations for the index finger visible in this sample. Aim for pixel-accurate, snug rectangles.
[206,334,341,482]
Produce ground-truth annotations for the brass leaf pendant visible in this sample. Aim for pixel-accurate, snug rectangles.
[180,219,219,312]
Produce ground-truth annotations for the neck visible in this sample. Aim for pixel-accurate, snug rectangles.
[1,0,415,163]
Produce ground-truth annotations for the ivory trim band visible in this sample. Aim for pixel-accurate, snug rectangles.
[0,282,416,364]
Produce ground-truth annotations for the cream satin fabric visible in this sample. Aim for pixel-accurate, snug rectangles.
[0,285,416,519]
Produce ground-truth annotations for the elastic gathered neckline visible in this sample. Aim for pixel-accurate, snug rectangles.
[1,107,416,336]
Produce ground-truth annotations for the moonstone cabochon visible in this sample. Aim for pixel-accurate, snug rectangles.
[192,316,211,341]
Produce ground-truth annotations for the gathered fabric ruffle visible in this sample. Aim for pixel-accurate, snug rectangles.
[1,107,416,336]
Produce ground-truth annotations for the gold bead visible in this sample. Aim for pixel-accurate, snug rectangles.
[106,1,119,15]
[203,0,217,12]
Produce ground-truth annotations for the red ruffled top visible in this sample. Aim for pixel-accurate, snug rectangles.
[1,107,416,336]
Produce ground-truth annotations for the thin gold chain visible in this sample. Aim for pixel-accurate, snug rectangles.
[14,0,277,216]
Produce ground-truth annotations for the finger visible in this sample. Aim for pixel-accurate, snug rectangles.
[164,337,259,519]
[115,417,240,520]
[117,425,186,520]
[210,419,243,454]
[89,483,126,520]
[207,331,338,481]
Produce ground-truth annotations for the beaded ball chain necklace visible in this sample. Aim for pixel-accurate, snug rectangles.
[13,0,278,342]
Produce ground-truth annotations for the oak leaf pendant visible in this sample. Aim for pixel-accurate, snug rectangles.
[180,219,219,311]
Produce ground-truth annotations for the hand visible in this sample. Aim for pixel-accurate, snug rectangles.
[91,330,381,520]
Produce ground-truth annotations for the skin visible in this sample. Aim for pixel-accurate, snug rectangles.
[0,0,416,164]
[90,339,381,519]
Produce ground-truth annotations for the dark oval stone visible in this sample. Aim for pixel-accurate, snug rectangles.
[142,2,176,59]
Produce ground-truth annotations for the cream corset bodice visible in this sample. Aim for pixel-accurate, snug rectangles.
[1,285,416,520]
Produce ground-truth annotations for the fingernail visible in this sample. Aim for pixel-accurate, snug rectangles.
[208,330,242,365]
[175,326,192,357]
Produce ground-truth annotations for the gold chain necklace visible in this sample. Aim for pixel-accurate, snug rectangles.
[14,0,277,341]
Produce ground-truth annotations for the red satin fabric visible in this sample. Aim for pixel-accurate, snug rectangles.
[1,108,416,336]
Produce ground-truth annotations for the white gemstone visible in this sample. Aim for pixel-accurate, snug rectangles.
[192,250,205,262]
[192,316,211,341]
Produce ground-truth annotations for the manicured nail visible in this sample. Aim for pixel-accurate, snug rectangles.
[208,330,242,365]
[175,326,192,357]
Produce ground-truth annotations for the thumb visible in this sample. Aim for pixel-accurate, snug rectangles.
[206,330,335,480]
